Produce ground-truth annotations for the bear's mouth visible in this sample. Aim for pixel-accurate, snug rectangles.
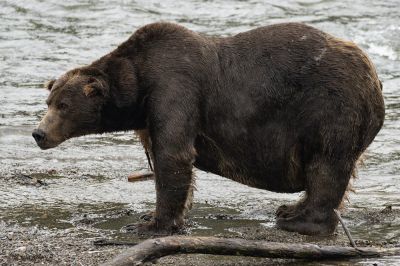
[35,138,62,150]
[37,141,59,150]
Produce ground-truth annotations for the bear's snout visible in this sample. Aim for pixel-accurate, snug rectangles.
[32,129,46,147]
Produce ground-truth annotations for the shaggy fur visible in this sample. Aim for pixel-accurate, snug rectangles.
[33,22,385,235]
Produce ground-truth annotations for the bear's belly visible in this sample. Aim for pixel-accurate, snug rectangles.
[193,134,305,193]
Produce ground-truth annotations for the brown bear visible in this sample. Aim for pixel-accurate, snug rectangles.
[32,22,385,236]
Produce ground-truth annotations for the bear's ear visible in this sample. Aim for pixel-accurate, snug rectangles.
[44,79,56,91]
[83,78,107,97]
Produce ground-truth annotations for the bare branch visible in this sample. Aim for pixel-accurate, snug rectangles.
[334,209,357,248]
[101,236,400,266]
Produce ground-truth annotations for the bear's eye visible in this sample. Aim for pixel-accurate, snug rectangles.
[57,102,69,110]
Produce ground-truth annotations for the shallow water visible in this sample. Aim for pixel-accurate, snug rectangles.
[0,0,399,265]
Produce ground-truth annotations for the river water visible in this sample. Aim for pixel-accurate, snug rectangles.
[0,0,399,265]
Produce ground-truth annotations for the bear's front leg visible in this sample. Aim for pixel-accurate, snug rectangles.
[135,142,195,235]
[131,78,199,235]
[134,107,197,234]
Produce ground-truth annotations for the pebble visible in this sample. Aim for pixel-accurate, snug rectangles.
[14,246,27,252]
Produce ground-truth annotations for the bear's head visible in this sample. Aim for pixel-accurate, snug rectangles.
[32,67,110,150]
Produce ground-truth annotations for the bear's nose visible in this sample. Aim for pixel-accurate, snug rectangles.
[32,129,46,143]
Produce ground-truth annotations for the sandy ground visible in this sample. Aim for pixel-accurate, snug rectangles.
[1,204,398,266]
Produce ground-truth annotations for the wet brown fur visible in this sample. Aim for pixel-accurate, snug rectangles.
[134,130,194,215]
[34,22,385,236]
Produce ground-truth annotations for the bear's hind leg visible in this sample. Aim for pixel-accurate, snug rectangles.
[276,197,307,219]
[276,157,354,235]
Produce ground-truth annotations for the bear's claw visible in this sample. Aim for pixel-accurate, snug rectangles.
[276,208,338,236]
[276,204,300,218]
[139,211,155,222]
[121,220,185,236]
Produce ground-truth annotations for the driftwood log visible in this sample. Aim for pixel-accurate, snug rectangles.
[101,236,400,266]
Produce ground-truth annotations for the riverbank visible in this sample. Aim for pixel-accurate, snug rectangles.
[1,185,398,265]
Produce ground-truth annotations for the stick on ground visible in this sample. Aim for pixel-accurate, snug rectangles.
[93,239,138,246]
[127,172,154,182]
[101,236,400,266]
[334,209,357,248]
